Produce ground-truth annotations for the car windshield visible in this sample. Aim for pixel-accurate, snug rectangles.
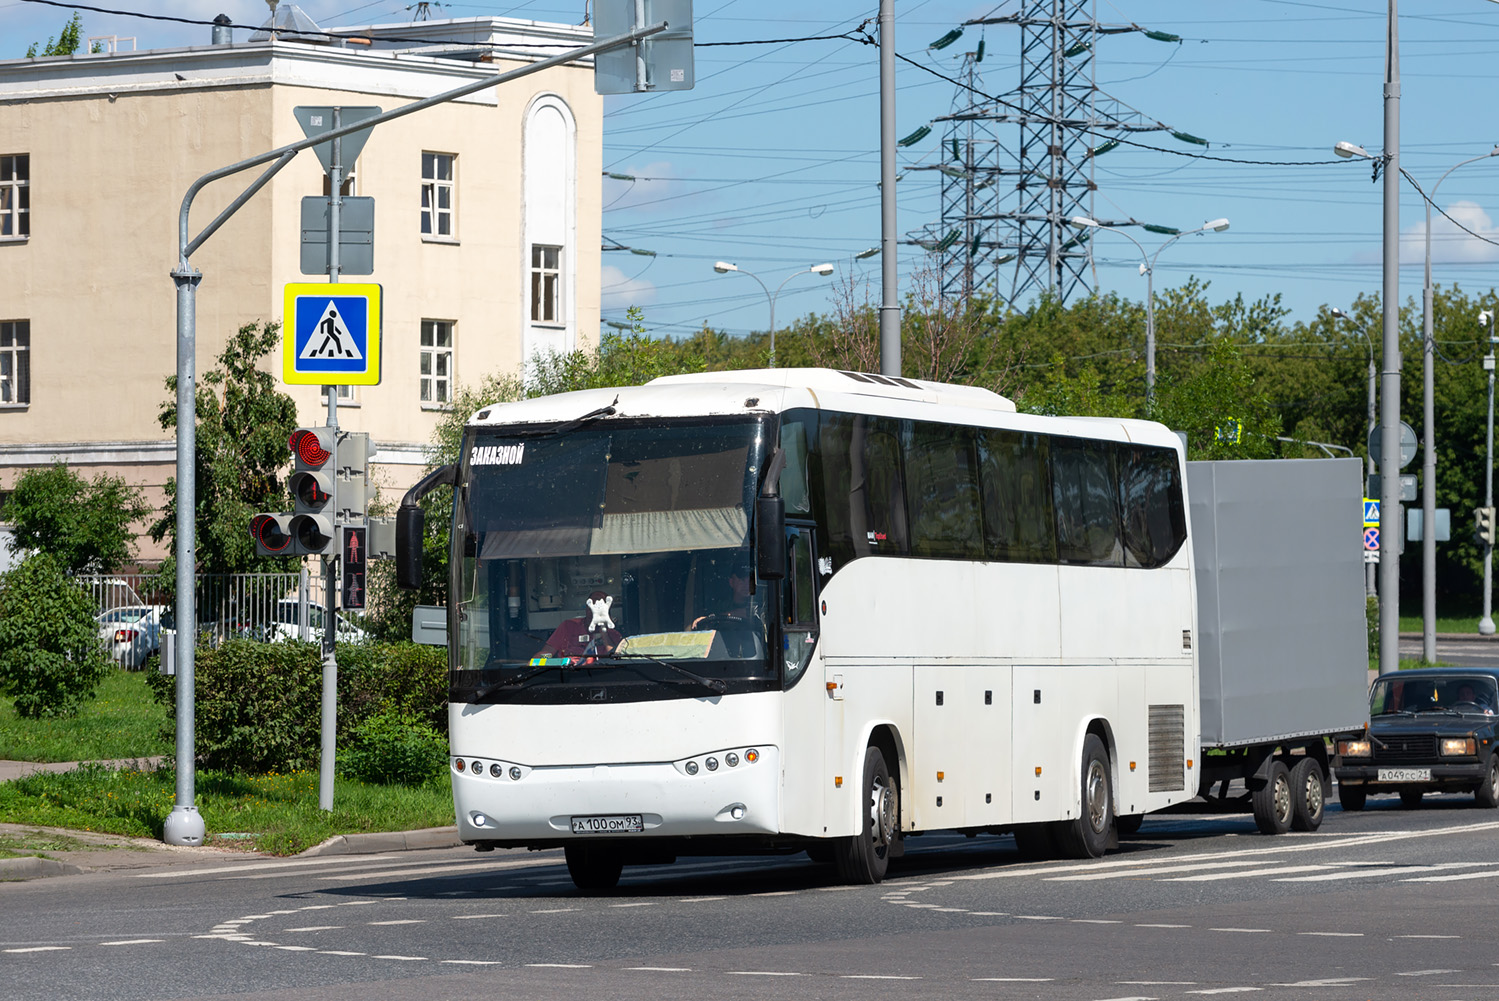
[99,608,148,624]
[1370,675,1498,715]
[453,416,773,704]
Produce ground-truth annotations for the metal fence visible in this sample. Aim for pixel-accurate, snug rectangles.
[80,570,348,664]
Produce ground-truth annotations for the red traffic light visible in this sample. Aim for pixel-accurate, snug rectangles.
[251,513,293,553]
[290,428,332,466]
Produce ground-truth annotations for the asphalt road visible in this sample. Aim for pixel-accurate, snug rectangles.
[5,793,1499,1001]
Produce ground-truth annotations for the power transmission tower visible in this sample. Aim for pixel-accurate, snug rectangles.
[912,3,1187,307]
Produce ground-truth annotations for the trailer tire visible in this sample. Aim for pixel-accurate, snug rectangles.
[564,844,624,892]
[1289,757,1326,832]
[834,746,897,884]
[1252,760,1293,835]
[1056,734,1113,859]
[1337,782,1367,812]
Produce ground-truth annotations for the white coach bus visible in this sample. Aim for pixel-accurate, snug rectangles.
[396,368,1199,890]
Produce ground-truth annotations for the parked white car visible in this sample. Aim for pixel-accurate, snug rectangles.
[260,599,368,644]
[96,605,165,669]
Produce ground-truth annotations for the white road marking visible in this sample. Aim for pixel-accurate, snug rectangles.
[749,890,798,897]
[1168,864,1336,882]
[451,914,508,920]
[527,963,592,969]
[283,926,342,932]
[1072,919,1123,924]
[1403,868,1499,882]
[132,855,400,878]
[372,954,427,961]
[971,977,1053,982]
[1118,982,1196,986]
[1185,989,1261,995]
[841,975,921,980]
[1095,996,1158,1001]
[679,896,727,903]
[99,939,165,946]
[932,907,968,912]
[626,967,692,972]
[317,857,561,882]
[1275,864,1475,882]
[4,947,70,953]
[275,945,317,952]
[530,908,576,914]
[1048,860,1271,882]
[1270,978,1372,987]
[368,919,425,926]
[609,902,657,908]
[1298,931,1364,937]
[1396,934,1461,939]
[1136,924,1191,929]
[442,960,501,965]
[970,911,1008,916]
[727,971,804,976]
[318,950,366,957]
[1396,969,1459,976]
[1208,928,1271,934]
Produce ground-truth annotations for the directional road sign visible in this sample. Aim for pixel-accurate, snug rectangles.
[282,283,382,385]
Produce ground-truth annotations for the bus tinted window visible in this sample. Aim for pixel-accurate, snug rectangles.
[906,423,984,559]
[1052,438,1122,566]
[1119,445,1187,568]
[818,412,909,562]
[977,427,1057,563]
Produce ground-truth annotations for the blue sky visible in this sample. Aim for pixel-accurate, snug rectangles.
[7,1,1499,339]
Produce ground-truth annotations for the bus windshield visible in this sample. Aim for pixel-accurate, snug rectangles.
[452,416,774,704]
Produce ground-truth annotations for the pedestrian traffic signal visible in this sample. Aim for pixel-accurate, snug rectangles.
[335,431,372,524]
[1478,506,1496,545]
[289,426,337,555]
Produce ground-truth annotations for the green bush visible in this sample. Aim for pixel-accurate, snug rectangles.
[146,640,447,775]
[0,553,113,718]
[339,708,447,785]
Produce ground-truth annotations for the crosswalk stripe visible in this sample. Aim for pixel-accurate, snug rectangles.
[1047,860,1269,882]
[1402,868,1499,883]
[1166,865,1334,882]
[1273,864,1476,882]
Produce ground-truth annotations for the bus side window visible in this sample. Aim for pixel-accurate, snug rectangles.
[1052,438,1123,567]
[783,528,817,682]
[779,421,811,515]
[905,422,983,559]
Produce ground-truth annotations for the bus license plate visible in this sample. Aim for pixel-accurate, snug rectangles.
[1378,767,1432,782]
[571,814,644,834]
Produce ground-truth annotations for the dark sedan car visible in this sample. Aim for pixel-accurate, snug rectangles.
[1335,667,1499,811]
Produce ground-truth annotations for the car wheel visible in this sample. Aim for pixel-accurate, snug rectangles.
[1289,757,1326,831]
[1337,781,1366,812]
[1477,754,1499,809]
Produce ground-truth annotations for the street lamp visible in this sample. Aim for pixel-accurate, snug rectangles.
[1480,310,1497,636]
[1068,216,1230,403]
[1332,306,1378,598]
[712,261,835,368]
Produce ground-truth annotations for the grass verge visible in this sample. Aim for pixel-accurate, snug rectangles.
[0,764,455,856]
[0,670,171,762]
[1398,614,1490,635]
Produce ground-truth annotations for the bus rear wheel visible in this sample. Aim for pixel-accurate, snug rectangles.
[1056,734,1113,859]
[564,844,624,892]
[834,746,897,884]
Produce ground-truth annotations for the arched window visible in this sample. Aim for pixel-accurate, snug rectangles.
[522,95,576,364]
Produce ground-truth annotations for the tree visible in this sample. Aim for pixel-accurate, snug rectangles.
[150,320,300,577]
[2,462,148,574]
[1149,338,1283,461]
[26,13,100,58]
[0,553,112,718]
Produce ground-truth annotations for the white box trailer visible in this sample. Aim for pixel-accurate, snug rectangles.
[1185,457,1370,833]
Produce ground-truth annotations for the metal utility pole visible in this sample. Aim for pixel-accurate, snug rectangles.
[319,109,343,813]
[1482,309,1496,637]
[161,19,667,846]
[879,0,901,377]
[1377,0,1401,678]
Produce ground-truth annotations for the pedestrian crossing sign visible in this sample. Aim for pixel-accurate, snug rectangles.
[282,283,382,386]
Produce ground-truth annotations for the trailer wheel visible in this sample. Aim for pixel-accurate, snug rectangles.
[834,746,897,884]
[1252,760,1293,835]
[1337,782,1367,812]
[1289,757,1326,831]
[564,844,624,892]
[1056,734,1113,859]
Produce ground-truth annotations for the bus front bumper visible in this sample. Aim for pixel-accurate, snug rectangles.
[451,745,781,844]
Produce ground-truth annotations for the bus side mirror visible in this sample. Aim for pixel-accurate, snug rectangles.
[396,505,425,590]
[756,495,786,580]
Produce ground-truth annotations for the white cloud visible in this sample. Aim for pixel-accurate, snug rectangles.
[601,264,657,312]
[1400,200,1499,266]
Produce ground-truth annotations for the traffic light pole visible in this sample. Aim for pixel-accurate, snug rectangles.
[319,114,344,813]
[1483,319,1496,636]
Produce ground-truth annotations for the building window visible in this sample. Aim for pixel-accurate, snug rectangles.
[0,321,30,405]
[320,384,357,406]
[420,320,453,405]
[0,155,28,239]
[321,165,356,197]
[531,245,562,323]
[421,152,454,238]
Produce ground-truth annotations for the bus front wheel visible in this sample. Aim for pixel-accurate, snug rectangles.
[564,844,624,892]
[835,746,897,884]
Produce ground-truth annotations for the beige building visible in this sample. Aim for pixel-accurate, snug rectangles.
[0,11,603,562]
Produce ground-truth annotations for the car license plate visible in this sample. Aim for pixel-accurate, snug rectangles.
[570,814,644,834]
[1378,767,1432,782]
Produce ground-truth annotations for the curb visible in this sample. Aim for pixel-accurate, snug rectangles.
[297,826,463,857]
[0,856,83,881]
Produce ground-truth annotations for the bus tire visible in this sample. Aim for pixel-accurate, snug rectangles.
[1057,734,1113,859]
[1337,782,1366,812]
[1289,757,1326,831]
[564,844,624,892]
[834,746,897,884]
[1252,760,1293,835]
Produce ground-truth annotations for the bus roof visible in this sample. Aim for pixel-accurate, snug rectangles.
[647,368,1017,413]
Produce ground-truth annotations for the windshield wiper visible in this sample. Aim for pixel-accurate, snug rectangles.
[545,395,620,438]
[472,661,575,699]
[608,653,727,694]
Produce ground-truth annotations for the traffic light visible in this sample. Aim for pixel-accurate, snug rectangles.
[1478,506,1497,546]
[335,431,372,524]
[289,426,337,555]
[250,513,295,556]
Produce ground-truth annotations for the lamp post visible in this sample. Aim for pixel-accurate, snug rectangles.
[1480,309,1496,636]
[1069,216,1229,404]
[713,261,834,368]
